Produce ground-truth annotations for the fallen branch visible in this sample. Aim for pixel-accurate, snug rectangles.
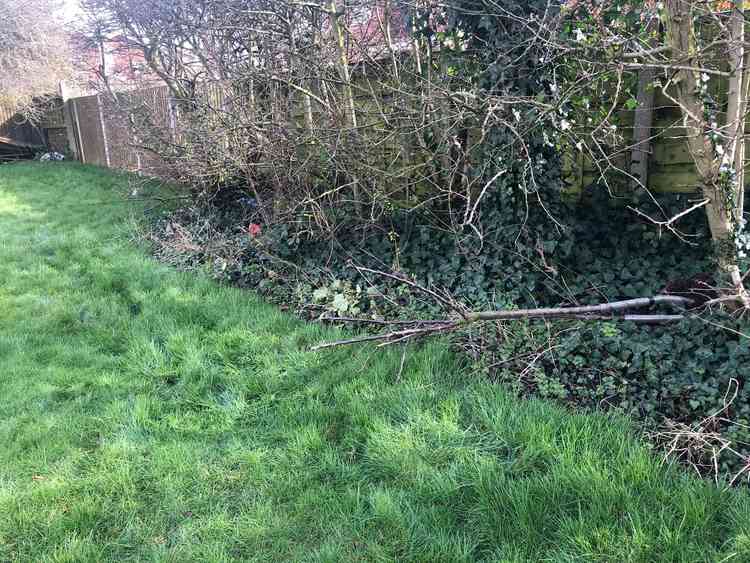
[311,295,692,350]
[463,296,690,321]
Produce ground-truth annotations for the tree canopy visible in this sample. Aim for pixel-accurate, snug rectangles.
[0,0,71,119]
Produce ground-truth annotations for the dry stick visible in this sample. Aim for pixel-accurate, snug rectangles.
[311,296,692,350]
[312,326,452,351]
[353,265,467,318]
[580,314,685,323]
[320,316,448,326]
[463,296,690,322]
[627,199,710,234]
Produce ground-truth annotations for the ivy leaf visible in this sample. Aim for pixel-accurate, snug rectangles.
[332,293,349,313]
[312,287,330,302]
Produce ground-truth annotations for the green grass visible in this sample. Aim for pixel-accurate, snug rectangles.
[0,162,749,562]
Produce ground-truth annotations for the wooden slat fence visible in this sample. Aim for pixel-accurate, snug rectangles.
[0,104,45,148]
[54,78,744,196]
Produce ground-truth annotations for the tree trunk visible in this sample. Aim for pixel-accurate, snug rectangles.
[328,0,361,214]
[286,12,315,134]
[724,0,748,304]
[726,0,746,223]
[663,0,749,306]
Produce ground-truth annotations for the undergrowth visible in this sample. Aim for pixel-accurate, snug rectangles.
[142,174,750,482]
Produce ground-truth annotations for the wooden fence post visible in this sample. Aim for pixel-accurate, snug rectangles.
[629,69,655,192]
[629,17,658,193]
[96,94,112,167]
[71,99,86,164]
[59,81,81,161]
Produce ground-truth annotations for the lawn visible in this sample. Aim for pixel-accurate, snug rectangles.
[0,162,749,562]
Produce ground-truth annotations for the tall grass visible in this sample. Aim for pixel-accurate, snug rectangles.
[0,162,749,561]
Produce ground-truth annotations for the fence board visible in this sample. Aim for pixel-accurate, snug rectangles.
[73,95,108,166]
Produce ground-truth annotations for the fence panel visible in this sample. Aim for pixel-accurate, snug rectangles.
[72,95,107,166]
[0,104,45,146]
[100,95,141,172]
[58,78,740,197]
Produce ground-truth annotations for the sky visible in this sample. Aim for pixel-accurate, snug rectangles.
[62,0,82,21]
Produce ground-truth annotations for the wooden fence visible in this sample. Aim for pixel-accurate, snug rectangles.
[0,104,45,149]
[62,87,174,175]
[42,81,734,197]
[0,99,70,161]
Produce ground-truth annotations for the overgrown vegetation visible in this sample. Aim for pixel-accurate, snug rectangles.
[7,162,750,560]
[561,0,750,303]
[147,173,750,481]
[74,0,750,480]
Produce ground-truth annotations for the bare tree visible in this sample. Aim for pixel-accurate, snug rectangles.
[0,0,72,120]
[663,0,748,306]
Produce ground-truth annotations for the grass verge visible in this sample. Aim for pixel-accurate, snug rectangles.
[1,162,749,562]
